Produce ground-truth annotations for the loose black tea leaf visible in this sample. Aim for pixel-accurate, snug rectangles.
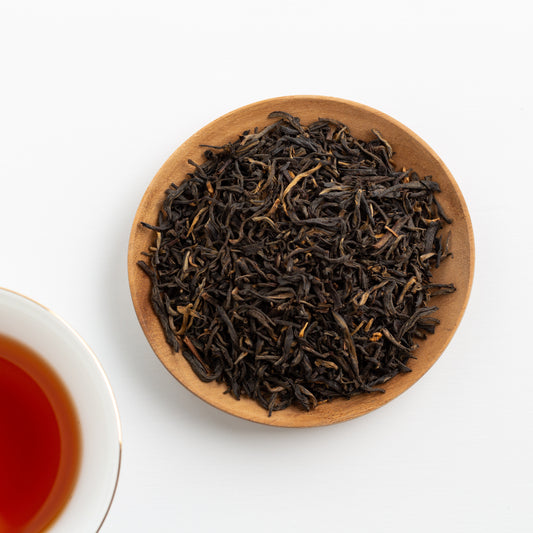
[138,112,455,415]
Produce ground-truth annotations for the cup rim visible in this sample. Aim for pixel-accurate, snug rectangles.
[0,286,122,532]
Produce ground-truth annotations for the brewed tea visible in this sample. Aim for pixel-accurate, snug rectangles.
[0,333,81,533]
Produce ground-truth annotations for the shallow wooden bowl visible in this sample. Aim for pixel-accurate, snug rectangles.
[128,95,474,427]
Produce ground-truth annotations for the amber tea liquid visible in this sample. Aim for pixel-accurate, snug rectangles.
[0,333,81,533]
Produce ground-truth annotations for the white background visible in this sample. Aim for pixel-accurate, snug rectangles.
[1,1,532,532]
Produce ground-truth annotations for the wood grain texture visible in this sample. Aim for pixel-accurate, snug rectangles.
[127,95,475,427]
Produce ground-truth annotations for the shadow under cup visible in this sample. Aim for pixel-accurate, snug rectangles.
[0,289,121,533]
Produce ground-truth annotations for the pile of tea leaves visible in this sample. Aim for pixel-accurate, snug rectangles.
[138,112,455,415]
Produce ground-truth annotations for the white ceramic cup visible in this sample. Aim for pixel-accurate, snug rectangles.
[0,288,121,532]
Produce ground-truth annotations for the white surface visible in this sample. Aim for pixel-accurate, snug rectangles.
[1,1,532,532]
[0,289,121,533]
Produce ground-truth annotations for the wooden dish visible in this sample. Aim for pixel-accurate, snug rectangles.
[128,95,474,427]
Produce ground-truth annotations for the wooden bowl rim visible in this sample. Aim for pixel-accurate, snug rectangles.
[127,95,475,427]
